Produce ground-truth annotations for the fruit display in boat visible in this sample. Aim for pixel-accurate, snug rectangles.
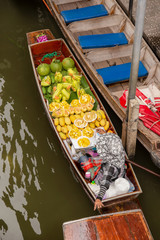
[79,94,91,104]
[82,127,94,138]
[64,117,71,125]
[74,107,81,115]
[107,130,113,133]
[69,128,82,139]
[52,109,63,118]
[62,57,75,70]
[59,117,66,127]
[104,121,110,131]
[61,109,69,117]
[41,75,51,86]
[37,63,50,76]
[57,125,61,132]
[86,103,94,111]
[68,106,75,115]
[60,100,70,109]
[78,137,90,148]
[100,119,106,127]
[83,111,97,122]
[49,102,60,112]
[97,109,106,119]
[50,59,62,73]
[89,122,96,129]
[61,126,68,134]
[70,99,80,107]
[74,118,88,128]
[54,118,59,126]
[59,132,67,140]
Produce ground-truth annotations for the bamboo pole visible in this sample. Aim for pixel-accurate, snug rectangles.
[126,158,160,178]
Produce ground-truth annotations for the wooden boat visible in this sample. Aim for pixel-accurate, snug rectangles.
[26,29,142,209]
[42,0,160,167]
[63,209,153,240]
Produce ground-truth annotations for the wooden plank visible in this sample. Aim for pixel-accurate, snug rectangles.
[111,215,133,240]
[54,0,87,5]
[68,15,124,33]
[85,45,133,63]
[93,218,119,240]
[126,213,152,240]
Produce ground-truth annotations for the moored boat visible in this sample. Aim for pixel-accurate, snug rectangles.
[26,28,142,209]
[42,0,160,168]
[63,209,153,240]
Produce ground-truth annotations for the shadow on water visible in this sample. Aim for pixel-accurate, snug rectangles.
[0,0,159,239]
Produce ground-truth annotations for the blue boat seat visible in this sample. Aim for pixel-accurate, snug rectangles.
[96,61,148,85]
[61,4,108,24]
[78,33,128,49]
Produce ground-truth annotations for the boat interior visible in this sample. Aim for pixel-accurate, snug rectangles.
[28,31,142,205]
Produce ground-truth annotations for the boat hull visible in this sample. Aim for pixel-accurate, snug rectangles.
[27,29,142,208]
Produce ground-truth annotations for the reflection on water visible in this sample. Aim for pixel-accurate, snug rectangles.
[0,76,42,237]
[0,199,23,239]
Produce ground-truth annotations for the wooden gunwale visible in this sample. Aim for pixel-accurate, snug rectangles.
[27,29,142,208]
[42,0,160,164]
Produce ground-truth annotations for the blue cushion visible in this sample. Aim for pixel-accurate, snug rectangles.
[61,4,108,24]
[96,61,148,85]
[78,33,128,49]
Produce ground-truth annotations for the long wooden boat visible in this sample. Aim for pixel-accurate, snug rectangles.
[63,209,153,240]
[42,0,160,167]
[26,29,142,209]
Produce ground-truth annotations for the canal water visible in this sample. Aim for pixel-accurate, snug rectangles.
[0,0,159,239]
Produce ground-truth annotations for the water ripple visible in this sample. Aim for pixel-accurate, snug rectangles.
[0,76,42,238]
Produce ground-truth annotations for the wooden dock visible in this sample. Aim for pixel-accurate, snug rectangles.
[63,209,153,240]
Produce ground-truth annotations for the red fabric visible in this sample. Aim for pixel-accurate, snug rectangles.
[119,89,160,136]
[139,105,160,136]
[81,158,102,179]
[81,158,102,171]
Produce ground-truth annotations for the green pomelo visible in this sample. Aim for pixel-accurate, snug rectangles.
[62,57,75,70]
[37,63,50,76]
[50,60,62,73]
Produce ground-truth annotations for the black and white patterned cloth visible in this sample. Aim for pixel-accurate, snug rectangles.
[95,133,126,200]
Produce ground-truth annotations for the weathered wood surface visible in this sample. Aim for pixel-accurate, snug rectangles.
[67,15,124,33]
[54,0,87,5]
[85,44,133,62]
[63,209,153,240]
[42,0,160,165]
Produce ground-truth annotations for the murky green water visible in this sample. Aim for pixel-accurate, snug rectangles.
[0,0,160,239]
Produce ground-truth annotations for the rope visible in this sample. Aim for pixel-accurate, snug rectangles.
[41,51,61,62]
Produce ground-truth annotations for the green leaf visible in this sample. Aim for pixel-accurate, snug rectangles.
[67,91,78,104]
[80,75,89,89]
[44,94,52,104]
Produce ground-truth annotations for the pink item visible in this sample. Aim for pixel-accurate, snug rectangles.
[85,171,91,179]
[37,34,48,43]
